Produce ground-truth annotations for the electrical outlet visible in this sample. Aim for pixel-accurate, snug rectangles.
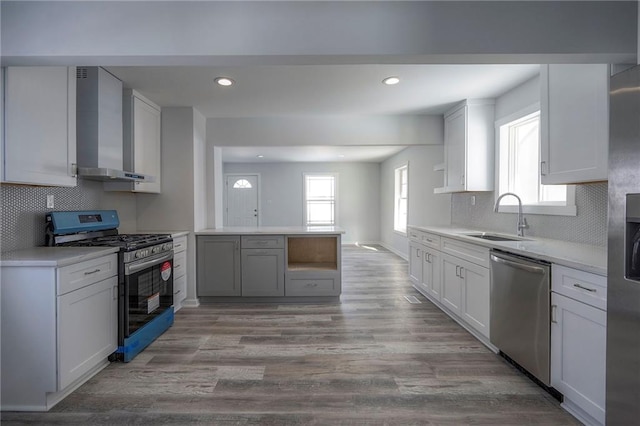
[46,195,54,209]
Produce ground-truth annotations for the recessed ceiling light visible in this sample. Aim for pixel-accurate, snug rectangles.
[256,155,264,158]
[382,76,400,85]
[215,77,235,87]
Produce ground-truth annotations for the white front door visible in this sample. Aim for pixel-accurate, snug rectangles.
[225,174,259,226]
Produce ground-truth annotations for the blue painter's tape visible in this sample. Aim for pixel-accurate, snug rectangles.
[117,307,174,362]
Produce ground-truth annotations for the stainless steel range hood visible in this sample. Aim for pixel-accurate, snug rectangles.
[76,67,155,183]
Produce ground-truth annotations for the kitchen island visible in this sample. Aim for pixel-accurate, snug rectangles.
[195,227,344,301]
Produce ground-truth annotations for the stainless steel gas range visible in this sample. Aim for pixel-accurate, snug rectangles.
[46,210,174,362]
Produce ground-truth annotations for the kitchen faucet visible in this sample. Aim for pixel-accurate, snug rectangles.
[494,192,529,237]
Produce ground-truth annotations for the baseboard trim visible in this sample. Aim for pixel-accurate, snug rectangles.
[378,241,408,260]
[181,298,200,308]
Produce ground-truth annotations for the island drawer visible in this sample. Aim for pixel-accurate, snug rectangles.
[286,278,339,296]
[241,235,284,249]
[552,264,607,310]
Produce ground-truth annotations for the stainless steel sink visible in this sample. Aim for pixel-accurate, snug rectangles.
[463,233,531,242]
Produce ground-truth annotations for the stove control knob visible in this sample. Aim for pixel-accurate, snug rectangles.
[135,251,143,259]
[163,243,172,251]
[152,246,160,254]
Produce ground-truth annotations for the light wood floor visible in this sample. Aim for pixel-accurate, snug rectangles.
[2,245,579,425]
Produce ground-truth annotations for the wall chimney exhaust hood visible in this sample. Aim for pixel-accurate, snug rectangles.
[76,67,155,183]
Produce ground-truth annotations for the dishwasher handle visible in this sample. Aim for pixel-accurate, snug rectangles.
[490,254,547,275]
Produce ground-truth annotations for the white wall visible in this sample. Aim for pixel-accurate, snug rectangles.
[380,145,452,258]
[208,115,443,147]
[223,162,380,244]
[137,107,201,306]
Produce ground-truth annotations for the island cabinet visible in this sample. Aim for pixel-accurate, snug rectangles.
[241,236,285,297]
[196,231,342,300]
[551,264,607,426]
[2,66,77,187]
[196,236,241,296]
[1,249,118,411]
[285,236,341,297]
[540,64,609,184]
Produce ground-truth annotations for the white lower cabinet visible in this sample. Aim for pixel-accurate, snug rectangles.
[440,253,463,315]
[551,292,606,426]
[57,276,118,390]
[407,229,490,342]
[459,257,490,338]
[421,246,441,301]
[440,252,490,338]
[172,235,188,310]
[1,252,118,411]
[408,241,423,285]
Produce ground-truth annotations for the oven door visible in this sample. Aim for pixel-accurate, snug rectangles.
[122,251,174,338]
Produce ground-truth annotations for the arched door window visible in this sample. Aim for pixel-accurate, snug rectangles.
[233,179,253,189]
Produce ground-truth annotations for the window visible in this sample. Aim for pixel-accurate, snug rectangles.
[304,174,337,226]
[232,179,253,189]
[394,164,408,233]
[496,104,576,216]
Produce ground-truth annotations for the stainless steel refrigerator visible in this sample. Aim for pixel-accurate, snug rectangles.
[607,64,640,424]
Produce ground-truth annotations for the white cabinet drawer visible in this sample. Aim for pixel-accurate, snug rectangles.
[57,254,118,296]
[420,232,440,250]
[552,264,607,310]
[441,237,490,268]
[173,275,187,303]
[241,235,284,249]
[286,278,338,296]
[172,236,187,253]
[408,228,424,243]
[173,250,187,279]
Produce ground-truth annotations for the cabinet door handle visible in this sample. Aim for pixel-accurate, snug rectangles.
[455,265,460,277]
[573,283,596,293]
[424,238,433,243]
[551,304,558,323]
[84,268,101,275]
[427,253,432,263]
[541,161,547,176]
[459,267,464,279]
[113,285,118,300]
[417,249,421,258]
[306,283,318,288]
[460,174,465,185]
[235,240,239,251]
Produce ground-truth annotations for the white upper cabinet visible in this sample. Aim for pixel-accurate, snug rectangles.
[105,89,161,193]
[437,99,495,193]
[2,67,77,187]
[540,64,609,184]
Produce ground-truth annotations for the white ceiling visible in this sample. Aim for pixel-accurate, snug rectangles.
[106,64,540,162]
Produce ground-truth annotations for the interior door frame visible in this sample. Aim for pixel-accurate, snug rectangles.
[224,173,262,227]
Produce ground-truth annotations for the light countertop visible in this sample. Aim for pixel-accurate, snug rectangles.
[196,226,345,235]
[409,225,607,276]
[0,247,119,268]
[138,230,189,238]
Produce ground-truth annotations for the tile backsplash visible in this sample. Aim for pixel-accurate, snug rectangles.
[1,180,133,252]
[451,182,608,247]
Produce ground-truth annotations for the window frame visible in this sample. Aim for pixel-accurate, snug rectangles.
[495,103,576,216]
[303,172,338,227]
[394,163,409,235]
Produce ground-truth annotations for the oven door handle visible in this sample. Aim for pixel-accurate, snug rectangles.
[125,251,173,276]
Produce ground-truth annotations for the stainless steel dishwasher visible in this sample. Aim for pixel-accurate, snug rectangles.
[490,250,551,386]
